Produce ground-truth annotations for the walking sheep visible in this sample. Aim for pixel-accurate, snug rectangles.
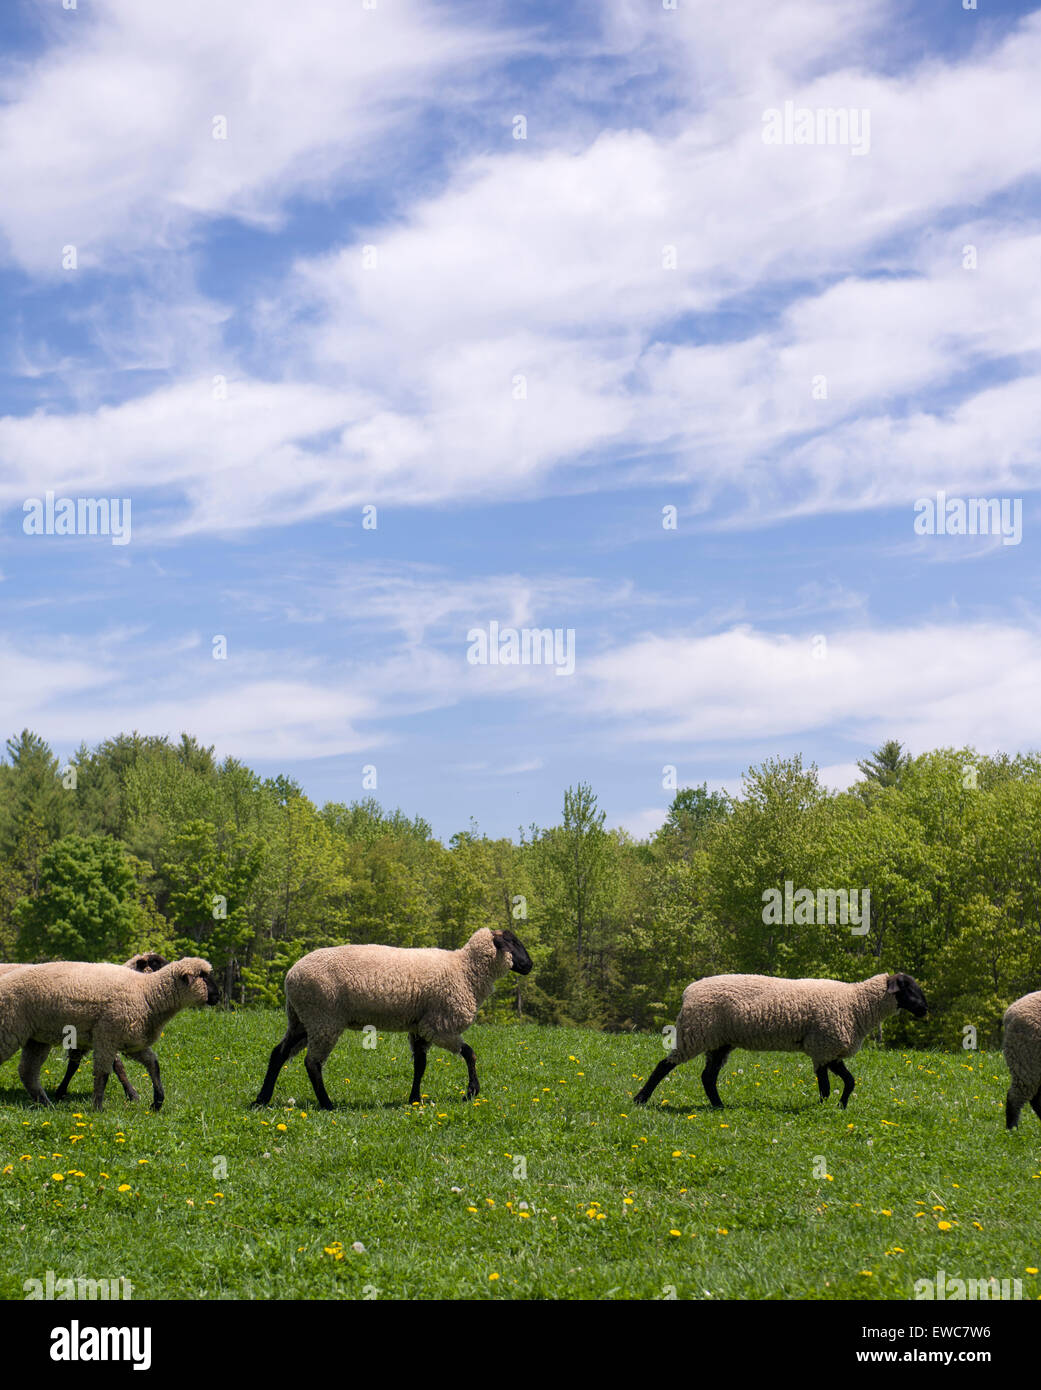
[0,952,168,1102]
[0,957,218,1110]
[253,927,534,1109]
[633,971,928,1110]
[1003,989,1041,1129]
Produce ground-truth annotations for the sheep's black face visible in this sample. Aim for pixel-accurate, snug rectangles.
[888,972,928,1018]
[493,929,533,975]
[177,959,221,1007]
[128,952,169,974]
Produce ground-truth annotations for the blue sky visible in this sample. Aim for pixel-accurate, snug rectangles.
[1,0,1040,840]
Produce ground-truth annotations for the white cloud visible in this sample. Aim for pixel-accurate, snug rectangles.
[0,0,517,274]
[584,623,1041,756]
[4,3,1041,536]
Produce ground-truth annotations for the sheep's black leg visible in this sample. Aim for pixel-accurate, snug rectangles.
[702,1045,731,1109]
[634,1055,678,1105]
[304,1046,334,1110]
[829,1060,855,1108]
[1031,1089,1041,1124]
[816,1065,831,1103]
[51,1049,82,1101]
[18,1040,52,1105]
[1006,1092,1022,1129]
[141,1050,164,1111]
[252,1026,307,1107]
[408,1034,429,1104]
[461,1042,479,1100]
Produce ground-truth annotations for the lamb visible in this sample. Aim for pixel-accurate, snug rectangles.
[0,952,168,1102]
[633,971,928,1110]
[0,956,218,1110]
[1002,989,1041,1129]
[253,927,533,1109]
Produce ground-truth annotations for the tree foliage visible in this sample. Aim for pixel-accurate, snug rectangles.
[2,730,1040,1045]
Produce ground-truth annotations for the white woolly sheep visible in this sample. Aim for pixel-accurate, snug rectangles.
[253,927,533,1109]
[1003,989,1041,1129]
[0,952,168,1101]
[633,971,928,1109]
[0,956,218,1109]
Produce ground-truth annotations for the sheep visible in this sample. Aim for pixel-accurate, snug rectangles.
[253,927,534,1110]
[1003,989,1041,1129]
[0,956,218,1110]
[633,971,928,1110]
[0,952,168,1102]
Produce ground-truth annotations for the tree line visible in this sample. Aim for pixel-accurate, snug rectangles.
[1,730,1038,1048]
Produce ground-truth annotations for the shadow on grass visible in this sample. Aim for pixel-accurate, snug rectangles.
[248,1093,477,1113]
[0,1084,58,1109]
[649,1096,832,1116]
[0,1082,145,1109]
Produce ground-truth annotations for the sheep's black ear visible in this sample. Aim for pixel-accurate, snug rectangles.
[491,931,505,949]
[885,974,900,994]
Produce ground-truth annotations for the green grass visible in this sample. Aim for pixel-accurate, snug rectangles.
[1,1011,1039,1300]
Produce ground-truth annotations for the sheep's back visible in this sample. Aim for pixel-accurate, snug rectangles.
[1004,990,1041,1033]
[0,962,139,1046]
[680,974,865,1052]
[286,944,458,1029]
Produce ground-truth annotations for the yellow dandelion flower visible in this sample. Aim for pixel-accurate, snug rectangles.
[118,1184,131,1192]
[50,1173,64,1182]
[937,1221,952,1231]
[669,1229,681,1237]
[489,1272,500,1281]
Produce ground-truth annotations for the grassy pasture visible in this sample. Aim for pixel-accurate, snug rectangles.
[2,1011,1039,1300]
